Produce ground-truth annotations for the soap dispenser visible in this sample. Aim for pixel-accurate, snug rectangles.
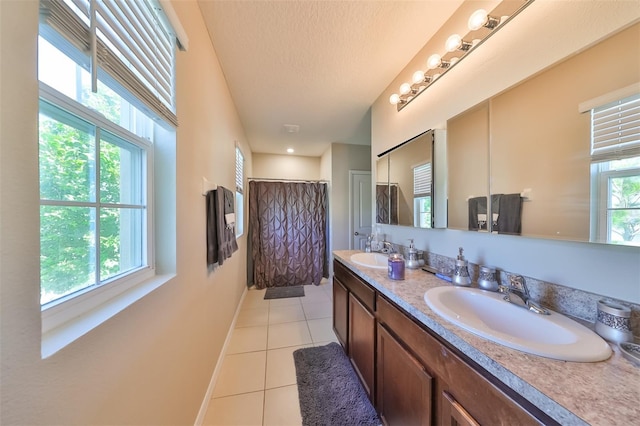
[452,247,472,286]
[405,239,420,269]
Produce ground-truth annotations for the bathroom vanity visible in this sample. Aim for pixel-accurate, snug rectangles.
[332,250,640,426]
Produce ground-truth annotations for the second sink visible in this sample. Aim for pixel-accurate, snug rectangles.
[350,252,388,269]
[424,286,612,362]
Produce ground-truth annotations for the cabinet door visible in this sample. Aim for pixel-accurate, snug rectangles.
[377,324,433,426]
[349,293,376,400]
[441,391,480,426]
[333,277,349,350]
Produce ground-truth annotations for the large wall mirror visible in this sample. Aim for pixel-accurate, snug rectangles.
[377,21,639,246]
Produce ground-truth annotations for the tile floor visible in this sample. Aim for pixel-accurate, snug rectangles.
[201,280,337,425]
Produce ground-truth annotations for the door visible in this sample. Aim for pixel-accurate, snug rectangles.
[377,324,433,426]
[333,277,349,351]
[348,293,376,401]
[350,171,372,249]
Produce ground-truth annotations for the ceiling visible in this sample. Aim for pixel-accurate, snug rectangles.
[197,0,464,157]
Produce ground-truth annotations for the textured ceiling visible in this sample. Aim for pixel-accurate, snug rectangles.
[197,0,464,157]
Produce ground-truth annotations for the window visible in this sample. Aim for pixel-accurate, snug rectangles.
[38,0,182,355]
[235,146,245,237]
[413,163,432,228]
[39,97,150,305]
[589,92,640,245]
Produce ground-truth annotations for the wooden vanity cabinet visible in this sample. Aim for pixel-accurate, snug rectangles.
[332,258,559,426]
[333,260,376,400]
[332,278,348,349]
[377,323,433,425]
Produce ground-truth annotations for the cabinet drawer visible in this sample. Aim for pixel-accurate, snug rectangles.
[334,260,375,312]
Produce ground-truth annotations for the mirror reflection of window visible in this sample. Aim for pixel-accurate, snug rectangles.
[413,163,432,228]
[589,93,640,246]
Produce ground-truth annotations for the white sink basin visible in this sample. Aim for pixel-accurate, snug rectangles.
[424,286,612,362]
[350,252,388,269]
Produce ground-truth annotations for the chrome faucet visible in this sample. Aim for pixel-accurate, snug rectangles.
[499,275,550,315]
[382,241,396,254]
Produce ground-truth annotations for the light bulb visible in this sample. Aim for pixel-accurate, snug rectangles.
[389,93,400,105]
[445,34,462,52]
[468,9,488,30]
[399,83,411,95]
[427,54,442,70]
[287,148,294,153]
[412,70,425,84]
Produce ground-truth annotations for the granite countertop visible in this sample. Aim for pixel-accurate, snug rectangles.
[333,250,640,426]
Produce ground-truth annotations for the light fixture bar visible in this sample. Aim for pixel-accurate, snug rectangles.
[389,0,533,112]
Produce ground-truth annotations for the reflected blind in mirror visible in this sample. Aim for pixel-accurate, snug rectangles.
[413,163,432,196]
[591,93,640,162]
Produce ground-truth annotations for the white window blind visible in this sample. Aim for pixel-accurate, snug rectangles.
[235,146,244,194]
[39,0,179,126]
[413,163,432,197]
[591,93,640,163]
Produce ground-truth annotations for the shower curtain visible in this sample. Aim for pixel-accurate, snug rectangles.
[248,181,328,289]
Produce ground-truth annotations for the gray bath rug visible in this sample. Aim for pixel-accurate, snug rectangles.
[264,285,305,299]
[293,342,381,426]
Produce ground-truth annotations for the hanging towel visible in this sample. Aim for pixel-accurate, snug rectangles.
[206,186,238,266]
[206,190,219,265]
[468,197,488,230]
[496,193,523,235]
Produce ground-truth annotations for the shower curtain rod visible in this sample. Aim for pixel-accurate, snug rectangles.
[247,177,329,184]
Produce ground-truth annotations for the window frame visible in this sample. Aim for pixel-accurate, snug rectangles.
[413,162,432,228]
[39,82,156,331]
[587,88,640,245]
[235,145,245,237]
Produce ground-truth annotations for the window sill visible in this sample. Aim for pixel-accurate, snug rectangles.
[41,273,175,358]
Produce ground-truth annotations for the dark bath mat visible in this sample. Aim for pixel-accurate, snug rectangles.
[294,342,381,426]
[264,285,305,300]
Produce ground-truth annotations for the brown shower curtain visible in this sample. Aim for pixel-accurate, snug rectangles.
[248,181,328,289]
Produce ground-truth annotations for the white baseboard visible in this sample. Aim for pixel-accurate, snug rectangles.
[193,286,249,425]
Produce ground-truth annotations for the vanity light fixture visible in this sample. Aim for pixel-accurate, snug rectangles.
[468,9,500,31]
[427,53,450,70]
[445,34,473,52]
[389,0,533,111]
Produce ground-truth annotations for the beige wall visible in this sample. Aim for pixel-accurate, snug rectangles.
[331,143,371,252]
[252,153,321,180]
[1,1,251,424]
[447,102,489,230]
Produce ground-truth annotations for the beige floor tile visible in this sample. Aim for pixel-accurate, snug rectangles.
[268,321,313,349]
[227,325,268,354]
[307,317,336,343]
[213,351,266,398]
[265,344,310,389]
[202,391,264,426]
[302,284,325,295]
[314,340,339,347]
[242,290,270,311]
[269,297,302,308]
[269,304,306,325]
[236,306,269,328]
[301,300,333,320]
[301,290,330,304]
[263,385,302,426]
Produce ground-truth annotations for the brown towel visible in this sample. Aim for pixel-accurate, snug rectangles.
[207,186,238,266]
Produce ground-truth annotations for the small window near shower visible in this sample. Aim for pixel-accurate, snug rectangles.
[236,145,245,237]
